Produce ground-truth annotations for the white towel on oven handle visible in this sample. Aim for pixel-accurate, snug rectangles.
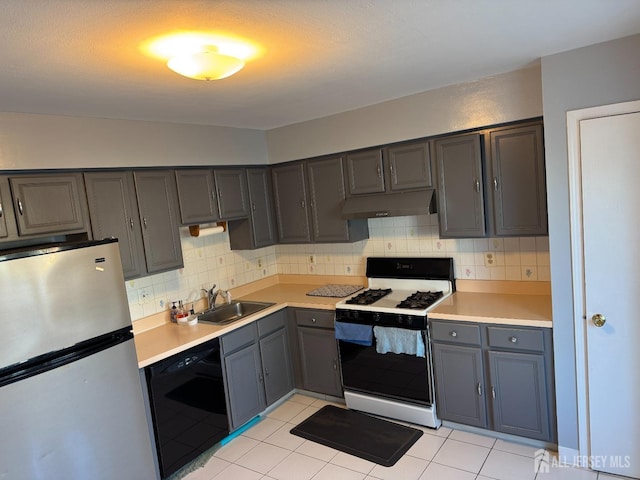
[373,326,425,358]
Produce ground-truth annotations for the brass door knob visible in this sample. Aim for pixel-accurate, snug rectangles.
[592,313,606,327]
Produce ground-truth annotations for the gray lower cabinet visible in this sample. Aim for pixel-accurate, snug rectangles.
[8,173,89,237]
[174,169,220,225]
[0,177,15,240]
[291,308,342,397]
[84,171,147,279]
[221,311,293,431]
[432,343,487,428]
[430,319,555,442]
[435,120,547,238]
[133,170,184,275]
[228,167,277,250]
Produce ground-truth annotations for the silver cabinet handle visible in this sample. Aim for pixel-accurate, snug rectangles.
[450,331,457,338]
[389,163,394,175]
[143,217,148,229]
[0,201,3,218]
[211,190,216,202]
[301,199,306,208]
[509,336,517,343]
[17,198,24,215]
[491,386,496,399]
[252,203,256,212]
[493,177,499,191]
[376,165,382,177]
[129,218,134,229]
[477,383,482,396]
[264,368,269,377]
[333,359,338,371]
[475,180,480,192]
[311,317,317,324]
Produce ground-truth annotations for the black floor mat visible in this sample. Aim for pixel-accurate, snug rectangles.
[290,405,423,467]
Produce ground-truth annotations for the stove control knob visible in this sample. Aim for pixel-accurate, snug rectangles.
[373,313,381,323]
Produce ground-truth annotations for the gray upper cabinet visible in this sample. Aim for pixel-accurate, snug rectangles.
[489,124,547,236]
[84,171,146,279]
[271,163,312,243]
[435,133,486,238]
[175,169,220,225]
[9,173,89,237]
[214,168,250,220]
[307,156,367,243]
[229,167,277,250]
[435,121,547,238]
[385,141,433,191]
[133,170,184,275]
[345,149,385,195]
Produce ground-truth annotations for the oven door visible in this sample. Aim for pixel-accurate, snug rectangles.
[337,328,434,406]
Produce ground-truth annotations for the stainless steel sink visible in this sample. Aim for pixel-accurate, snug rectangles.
[196,301,275,325]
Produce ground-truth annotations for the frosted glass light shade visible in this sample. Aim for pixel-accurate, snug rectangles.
[167,50,245,80]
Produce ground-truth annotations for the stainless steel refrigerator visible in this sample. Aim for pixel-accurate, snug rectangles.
[0,239,158,479]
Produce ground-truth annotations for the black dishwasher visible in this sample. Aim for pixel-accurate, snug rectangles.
[146,338,229,479]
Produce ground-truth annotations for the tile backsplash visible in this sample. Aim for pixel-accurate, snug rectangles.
[127,214,549,322]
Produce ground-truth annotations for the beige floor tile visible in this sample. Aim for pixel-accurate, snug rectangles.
[295,439,339,462]
[213,435,260,462]
[313,463,367,480]
[266,400,308,422]
[405,431,446,461]
[368,455,429,480]
[419,462,476,480]
[289,405,321,424]
[480,449,536,480]
[234,442,291,474]
[493,438,541,458]
[287,393,317,405]
[267,451,326,480]
[432,438,491,474]
[242,417,286,441]
[212,463,263,480]
[331,451,376,475]
[449,429,497,448]
[183,456,230,480]
[263,422,306,450]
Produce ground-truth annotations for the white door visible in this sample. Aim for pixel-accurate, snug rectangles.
[579,110,640,477]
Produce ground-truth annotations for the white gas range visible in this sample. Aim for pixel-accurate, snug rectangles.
[335,257,455,428]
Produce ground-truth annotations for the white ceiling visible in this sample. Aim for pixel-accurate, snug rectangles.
[2,0,640,130]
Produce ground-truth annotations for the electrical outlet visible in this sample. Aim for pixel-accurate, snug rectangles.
[309,255,315,264]
[138,288,150,304]
[257,258,263,268]
[484,252,496,267]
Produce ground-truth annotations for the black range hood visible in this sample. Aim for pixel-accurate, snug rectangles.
[341,189,437,219]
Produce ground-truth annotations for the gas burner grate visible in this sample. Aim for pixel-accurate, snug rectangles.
[345,288,392,305]
[396,291,444,310]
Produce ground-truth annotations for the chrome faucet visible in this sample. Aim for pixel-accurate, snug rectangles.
[201,284,219,310]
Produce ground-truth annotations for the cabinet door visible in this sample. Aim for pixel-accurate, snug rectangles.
[175,169,220,225]
[271,163,311,243]
[345,149,385,195]
[84,172,146,279]
[297,326,342,397]
[260,328,294,406]
[10,174,87,236]
[133,170,184,275]
[488,351,551,441]
[246,168,277,248]
[435,134,486,238]
[224,344,266,431]
[214,168,249,220]
[432,343,487,427]
[386,141,433,191]
[490,124,548,236]
[0,177,11,239]
[307,156,350,242]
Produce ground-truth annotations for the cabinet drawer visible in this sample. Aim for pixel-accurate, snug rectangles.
[430,320,481,345]
[221,322,257,355]
[295,309,335,329]
[487,326,544,352]
[257,310,286,337]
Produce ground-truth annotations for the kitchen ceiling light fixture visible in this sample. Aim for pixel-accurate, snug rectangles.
[167,46,245,81]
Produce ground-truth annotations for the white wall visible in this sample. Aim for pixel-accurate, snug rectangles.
[0,112,268,170]
[541,33,640,453]
[266,65,542,163]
